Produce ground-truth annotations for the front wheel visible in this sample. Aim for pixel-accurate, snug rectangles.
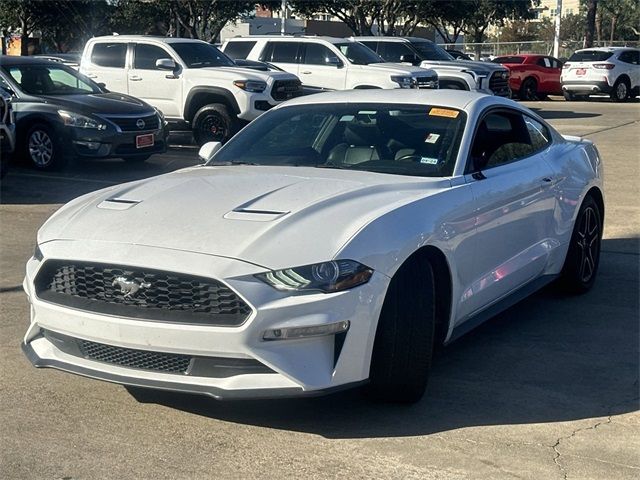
[25,123,67,171]
[366,255,436,403]
[558,195,603,294]
[192,104,237,146]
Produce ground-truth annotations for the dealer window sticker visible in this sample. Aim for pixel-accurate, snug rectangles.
[429,108,459,118]
[420,157,439,165]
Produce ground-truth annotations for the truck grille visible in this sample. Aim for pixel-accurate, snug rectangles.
[489,70,511,97]
[35,261,252,326]
[105,113,159,131]
[416,76,438,89]
[81,339,191,373]
[271,79,303,101]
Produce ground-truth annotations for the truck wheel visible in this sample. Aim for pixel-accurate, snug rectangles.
[25,123,68,171]
[192,104,237,146]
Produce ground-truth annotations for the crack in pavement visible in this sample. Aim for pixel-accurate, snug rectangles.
[582,120,640,138]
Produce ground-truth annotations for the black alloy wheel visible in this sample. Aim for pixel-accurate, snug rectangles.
[520,77,539,101]
[192,104,236,146]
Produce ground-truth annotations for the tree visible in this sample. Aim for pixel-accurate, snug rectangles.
[583,0,598,47]
[291,1,381,35]
[414,1,473,44]
[0,0,40,55]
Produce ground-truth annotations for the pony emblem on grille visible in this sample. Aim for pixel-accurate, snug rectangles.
[112,276,150,298]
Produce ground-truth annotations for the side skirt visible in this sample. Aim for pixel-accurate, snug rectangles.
[446,274,558,344]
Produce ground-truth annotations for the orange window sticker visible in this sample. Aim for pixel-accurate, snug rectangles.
[429,108,459,118]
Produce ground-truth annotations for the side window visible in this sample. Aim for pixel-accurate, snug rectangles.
[551,58,562,68]
[223,41,256,60]
[618,51,638,65]
[91,43,127,68]
[524,116,551,151]
[267,42,300,63]
[470,111,541,169]
[303,43,337,65]
[134,44,171,70]
[536,57,551,68]
[359,41,378,53]
[379,42,413,62]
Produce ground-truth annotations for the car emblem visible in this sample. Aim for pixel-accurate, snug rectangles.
[112,276,150,298]
[136,119,145,129]
[501,72,508,79]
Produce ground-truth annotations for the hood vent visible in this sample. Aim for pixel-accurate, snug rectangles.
[97,198,141,210]
[224,207,289,222]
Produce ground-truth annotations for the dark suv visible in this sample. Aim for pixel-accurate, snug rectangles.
[0,56,169,170]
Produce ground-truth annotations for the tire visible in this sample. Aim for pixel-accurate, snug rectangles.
[366,255,436,403]
[610,77,630,102]
[558,195,603,294]
[192,104,237,146]
[519,77,539,101]
[25,123,67,171]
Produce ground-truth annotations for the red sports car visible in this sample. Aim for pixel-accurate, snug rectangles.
[492,54,563,100]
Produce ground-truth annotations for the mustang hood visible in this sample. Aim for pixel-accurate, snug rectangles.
[38,166,449,269]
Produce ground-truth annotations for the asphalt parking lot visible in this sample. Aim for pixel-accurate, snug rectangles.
[1,98,638,480]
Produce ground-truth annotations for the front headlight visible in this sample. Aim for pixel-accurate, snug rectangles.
[233,80,267,93]
[58,110,106,130]
[256,260,373,293]
[390,75,417,89]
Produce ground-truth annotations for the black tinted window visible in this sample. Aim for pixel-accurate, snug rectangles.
[471,111,549,169]
[134,44,171,70]
[224,41,256,60]
[171,42,234,68]
[359,41,378,53]
[618,51,639,64]
[268,42,299,63]
[379,42,414,62]
[303,43,336,65]
[91,43,127,68]
[568,50,613,62]
[493,56,525,64]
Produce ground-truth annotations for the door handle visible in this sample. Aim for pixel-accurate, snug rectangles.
[540,177,556,188]
[301,71,312,74]
[129,76,142,81]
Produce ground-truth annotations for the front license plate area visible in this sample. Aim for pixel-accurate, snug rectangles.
[136,134,154,149]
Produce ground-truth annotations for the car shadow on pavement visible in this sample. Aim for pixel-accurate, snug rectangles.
[129,237,639,439]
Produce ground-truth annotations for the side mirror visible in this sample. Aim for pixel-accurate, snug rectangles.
[156,58,177,71]
[400,53,419,65]
[198,141,222,163]
[326,56,344,68]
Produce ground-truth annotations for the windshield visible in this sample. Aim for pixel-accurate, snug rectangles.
[171,42,236,68]
[568,50,613,62]
[336,42,384,65]
[412,41,454,61]
[211,103,467,178]
[4,64,100,95]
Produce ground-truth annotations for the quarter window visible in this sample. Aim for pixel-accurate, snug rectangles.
[134,44,171,70]
[91,43,127,68]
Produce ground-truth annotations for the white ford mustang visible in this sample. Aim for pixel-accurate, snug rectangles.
[22,90,604,403]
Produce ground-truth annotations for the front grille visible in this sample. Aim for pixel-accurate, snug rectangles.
[43,329,276,377]
[105,113,159,132]
[489,70,510,97]
[271,79,303,101]
[416,76,438,89]
[35,261,252,326]
[81,339,191,373]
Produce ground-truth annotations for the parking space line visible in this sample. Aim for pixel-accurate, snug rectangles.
[8,172,117,185]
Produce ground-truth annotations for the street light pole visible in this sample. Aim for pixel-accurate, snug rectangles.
[281,0,286,35]
[553,0,563,58]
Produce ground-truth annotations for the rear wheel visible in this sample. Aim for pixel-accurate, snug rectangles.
[25,123,67,171]
[192,104,237,146]
[610,78,630,102]
[519,77,539,101]
[557,195,603,294]
[366,255,436,403]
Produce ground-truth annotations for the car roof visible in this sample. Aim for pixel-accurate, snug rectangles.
[88,35,210,45]
[281,89,503,111]
[0,55,63,66]
[226,35,354,44]
[354,36,434,43]
[575,46,638,52]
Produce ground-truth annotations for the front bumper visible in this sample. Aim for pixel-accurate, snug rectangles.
[62,123,169,159]
[22,241,388,399]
